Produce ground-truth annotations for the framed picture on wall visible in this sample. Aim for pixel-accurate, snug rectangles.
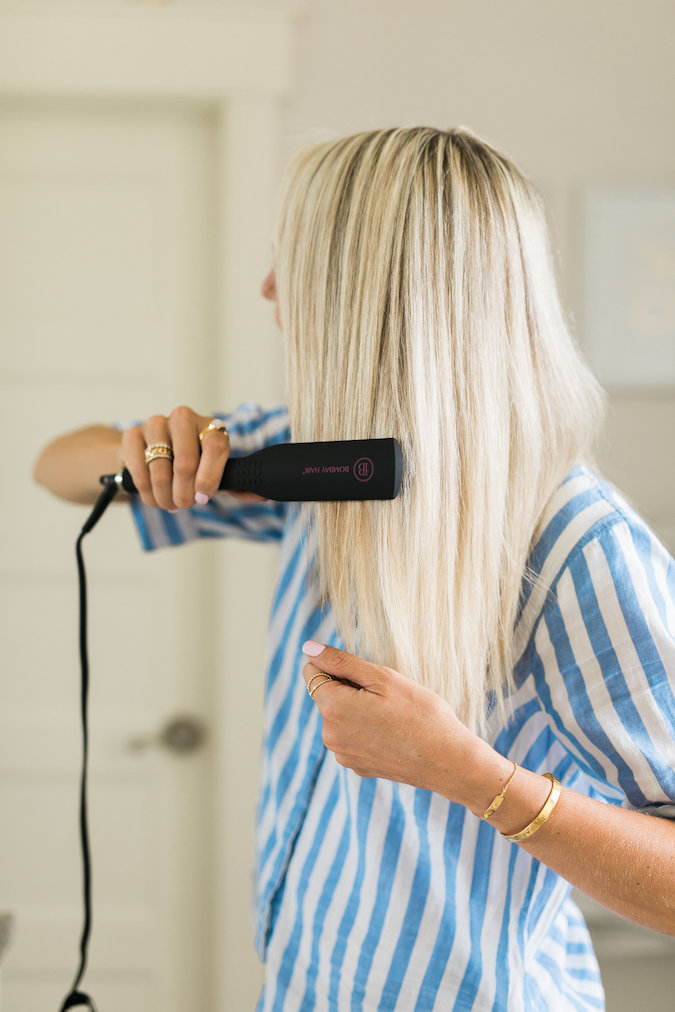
[582,186,675,388]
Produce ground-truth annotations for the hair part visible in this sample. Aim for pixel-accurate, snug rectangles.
[275,126,605,736]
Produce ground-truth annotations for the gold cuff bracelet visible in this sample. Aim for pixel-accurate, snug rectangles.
[501,773,561,843]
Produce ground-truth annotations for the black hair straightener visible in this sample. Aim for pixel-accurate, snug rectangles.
[101,437,403,502]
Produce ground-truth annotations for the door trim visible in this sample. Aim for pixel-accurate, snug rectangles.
[0,3,296,1006]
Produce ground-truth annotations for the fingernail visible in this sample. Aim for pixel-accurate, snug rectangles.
[168,508,179,514]
[195,491,209,505]
[302,640,326,657]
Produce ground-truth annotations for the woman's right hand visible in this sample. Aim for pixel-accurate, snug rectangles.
[120,406,265,510]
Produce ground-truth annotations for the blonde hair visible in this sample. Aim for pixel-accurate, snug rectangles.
[275,127,604,735]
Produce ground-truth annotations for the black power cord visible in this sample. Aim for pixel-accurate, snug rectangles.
[59,478,120,1012]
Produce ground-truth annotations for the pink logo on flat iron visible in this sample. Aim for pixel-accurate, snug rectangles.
[353,457,374,482]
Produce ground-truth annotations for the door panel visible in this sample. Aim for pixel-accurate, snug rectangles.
[0,101,217,1010]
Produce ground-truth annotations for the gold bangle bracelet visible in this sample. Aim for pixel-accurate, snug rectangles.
[501,773,561,843]
[481,760,518,821]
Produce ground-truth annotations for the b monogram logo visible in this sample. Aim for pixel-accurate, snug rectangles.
[353,457,374,482]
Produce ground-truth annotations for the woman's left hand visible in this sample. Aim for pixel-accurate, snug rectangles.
[301,647,675,937]
[301,641,490,805]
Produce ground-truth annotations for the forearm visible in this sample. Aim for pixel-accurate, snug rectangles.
[33,424,123,504]
[452,741,675,935]
[34,408,259,512]
[299,641,675,936]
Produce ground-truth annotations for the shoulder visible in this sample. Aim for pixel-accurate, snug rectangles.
[512,467,675,812]
[512,467,675,813]
[514,465,674,668]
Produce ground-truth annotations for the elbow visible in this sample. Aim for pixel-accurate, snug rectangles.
[32,445,51,490]
[32,436,71,499]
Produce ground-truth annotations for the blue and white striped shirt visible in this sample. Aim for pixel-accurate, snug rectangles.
[131,403,675,1011]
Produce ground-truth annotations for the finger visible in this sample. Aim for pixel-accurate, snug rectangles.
[167,407,203,508]
[193,416,231,505]
[141,415,175,510]
[120,425,160,508]
[301,641,388,694]
[303,664,341,702]
[302,663,357,714]
[302,660,358,692]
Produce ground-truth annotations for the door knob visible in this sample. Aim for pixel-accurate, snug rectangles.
[127,714,208,755]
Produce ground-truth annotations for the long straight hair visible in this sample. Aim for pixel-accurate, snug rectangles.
[275,127,604,735]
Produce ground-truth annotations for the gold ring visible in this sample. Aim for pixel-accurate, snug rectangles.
[144,443,174,465]
[308,674,333,699]
[199,420,230,444]
[307,672,329,694]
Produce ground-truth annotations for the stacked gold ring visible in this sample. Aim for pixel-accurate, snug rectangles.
[144,443,174,465]
[307,673,333,699]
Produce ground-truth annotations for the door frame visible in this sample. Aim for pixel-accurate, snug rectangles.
[0,3,296,1006]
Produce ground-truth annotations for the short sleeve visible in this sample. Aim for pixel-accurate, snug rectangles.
[129,402,291,550]
[529,516,675,817]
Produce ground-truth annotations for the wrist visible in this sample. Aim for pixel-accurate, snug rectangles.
[428,730,514,815]
[453,741,516,817]
[424,714,556,838]
[487,766,555,839]
[432,736,554,841]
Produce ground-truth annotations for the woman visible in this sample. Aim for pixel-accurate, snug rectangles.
[35,127,675,1011]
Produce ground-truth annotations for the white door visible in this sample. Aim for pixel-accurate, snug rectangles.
[0,100,219,1011]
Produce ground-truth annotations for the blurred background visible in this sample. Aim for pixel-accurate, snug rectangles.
[0,1,673,1009]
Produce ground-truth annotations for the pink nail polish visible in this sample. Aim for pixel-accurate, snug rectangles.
[302,640,326,657]
[195,492,209,505]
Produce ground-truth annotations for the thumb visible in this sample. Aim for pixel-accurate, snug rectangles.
[302,641,387,694]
